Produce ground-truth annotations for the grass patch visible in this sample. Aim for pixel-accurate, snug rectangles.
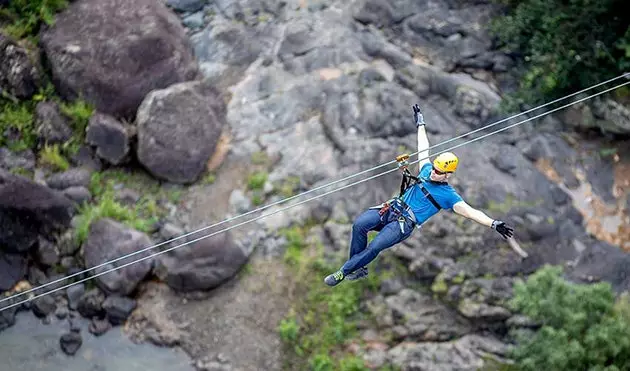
[0,101,37,151]
[74,167,187,243]
[0,0,68,41]
[247,171,268,190]
[277,224,397,371]
[73,190,157,244]
[38,144,69,171]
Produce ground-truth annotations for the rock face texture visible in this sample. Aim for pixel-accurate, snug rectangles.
[39,0,200,119]
[136,81,227,184]
[1,0,629,370]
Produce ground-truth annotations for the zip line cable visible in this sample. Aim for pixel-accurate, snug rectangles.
[1,72,628,307]
[2,78,628,313]
[3,73,628,306]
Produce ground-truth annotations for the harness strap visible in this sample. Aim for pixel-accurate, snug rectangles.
[400,168,443,211]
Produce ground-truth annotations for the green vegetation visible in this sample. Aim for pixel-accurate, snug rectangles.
[72,168,185,244]
[277,224,401,371]
[0,0,68,40]
[490,0,630,109]
[507,265,630,371]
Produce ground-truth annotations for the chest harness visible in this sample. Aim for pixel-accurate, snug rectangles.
[372,154,444,233]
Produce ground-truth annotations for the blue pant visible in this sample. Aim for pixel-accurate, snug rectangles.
[340,207,416,275]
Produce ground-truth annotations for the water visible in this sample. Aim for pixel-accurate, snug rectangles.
[0,312,195,371]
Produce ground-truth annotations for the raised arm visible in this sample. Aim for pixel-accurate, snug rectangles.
[413,104,430,172]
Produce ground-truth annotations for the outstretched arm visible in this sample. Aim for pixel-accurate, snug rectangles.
[452,201,494,226]
[452,201,514,238]
[413,105,430,172]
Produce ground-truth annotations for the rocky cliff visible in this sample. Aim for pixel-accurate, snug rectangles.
[1,0,629,370]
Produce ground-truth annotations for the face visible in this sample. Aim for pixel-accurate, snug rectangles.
[430,166,452,182]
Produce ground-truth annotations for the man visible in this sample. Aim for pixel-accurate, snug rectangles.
[324,104,514,286]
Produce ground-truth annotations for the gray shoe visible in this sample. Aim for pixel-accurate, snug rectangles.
[324,270,344,286]
[346,267,368,281]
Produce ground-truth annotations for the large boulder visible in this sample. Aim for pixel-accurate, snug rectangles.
[82,218,154,296]
[0,169,75,254]
[39,0,200,119]
[136,80,226,184]
[154,231,249,292]
[0,32,42,99]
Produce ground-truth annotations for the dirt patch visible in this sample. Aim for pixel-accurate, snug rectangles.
[535,149,630,251]
[127,258,293,371]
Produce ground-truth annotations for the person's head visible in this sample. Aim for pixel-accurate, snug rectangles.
[430,152,458,182]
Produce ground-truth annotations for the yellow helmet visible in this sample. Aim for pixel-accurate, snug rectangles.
[433,152,459,173]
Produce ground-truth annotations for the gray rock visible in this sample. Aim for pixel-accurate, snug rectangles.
[0,148,36,172]
[62,186,91,204]
[34,101,73,145]
[166,0,207,13]
[183,11,205,29]
[388,334,511,371]
[89,317,112,336]
[385,289,471,341]
[159,223,185,241]
[0,169,75,254]
[40,0,199,119]
[76,288,105,319]
[136,80,227,184]
[66,284,85,311]
[154,231,249,292]
[102,296,136,325]
[45,168,92,190]
[32,296,57,318]
[60,331,83,355]
[86,112,131,165]
[0,32,42,99]
[82,218,154,296]
[35,236,60,267]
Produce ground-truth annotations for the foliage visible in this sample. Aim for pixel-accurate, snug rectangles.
[276,225,398,371]
[0,0,68,40]
[490,0,630,108]
[508,265,630,371]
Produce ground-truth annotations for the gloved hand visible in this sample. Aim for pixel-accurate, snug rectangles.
[492,220,514,239]
[413,104,425,127]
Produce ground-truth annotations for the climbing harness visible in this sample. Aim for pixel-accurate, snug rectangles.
[396,153,443,212]
[373,153,446,234]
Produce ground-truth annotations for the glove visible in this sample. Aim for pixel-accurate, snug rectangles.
[413,104,425,127]
[492,220,514,239]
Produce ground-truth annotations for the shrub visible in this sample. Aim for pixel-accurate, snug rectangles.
[490,0,630,108]
[508,265,630,370]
